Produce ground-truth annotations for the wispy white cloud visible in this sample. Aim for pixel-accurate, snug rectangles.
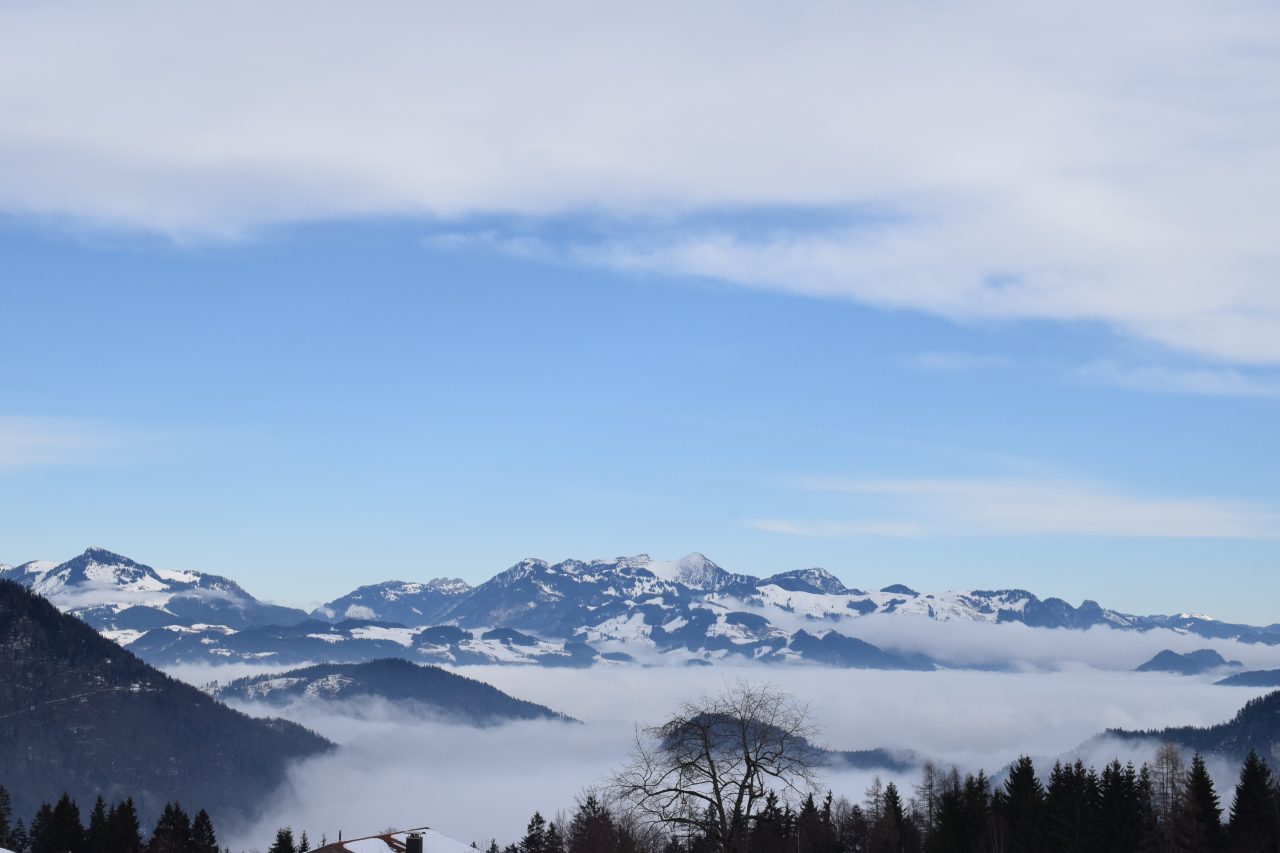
[748,519,929,538]
[1076,362,1280,398]
[907,351,1014,372]
[755,477,1280,540]
[1,2,1279,362]
[0,416,136,470]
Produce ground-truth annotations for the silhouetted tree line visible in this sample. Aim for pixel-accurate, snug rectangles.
[479,748,1280,853]
[0,786,221,853]
[263,827,318,853]
[477,796,647,853]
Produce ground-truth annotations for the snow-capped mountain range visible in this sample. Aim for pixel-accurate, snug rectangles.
[4,547,1279,670]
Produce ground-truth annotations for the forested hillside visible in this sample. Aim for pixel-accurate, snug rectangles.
[0,581,330,825]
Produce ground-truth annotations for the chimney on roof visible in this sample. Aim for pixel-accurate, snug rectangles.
[406,832,424,853]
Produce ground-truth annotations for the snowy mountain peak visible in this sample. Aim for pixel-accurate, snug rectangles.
[1177,612,1217,622]
[311,575,476,624]
[2,547,308,632]
[764,567,854,595]
[642,551,733,588]
[31,547,168,597]
[679,551,717,569]
[83,545,133,561]
[425,577,472,594]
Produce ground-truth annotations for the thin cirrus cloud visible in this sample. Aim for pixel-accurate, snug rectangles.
[906,351,1015,372]
[0,416,139,471]
[1,2,1279,363]
[751,477,1280,540]
[1076,362,1280,399]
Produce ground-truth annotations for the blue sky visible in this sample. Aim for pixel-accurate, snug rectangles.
[1,1,1279,620]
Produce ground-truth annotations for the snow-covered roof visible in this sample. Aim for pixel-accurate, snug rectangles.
[307,826,473,853]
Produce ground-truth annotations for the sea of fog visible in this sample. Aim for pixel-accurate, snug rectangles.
[170,660,1277,852]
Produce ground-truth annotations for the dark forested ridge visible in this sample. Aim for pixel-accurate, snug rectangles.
[212,658,573,724]
[1135,648,1242,675]
[0,580,331,826]
[1108,689,1280,760]
[1218,669,1280,687]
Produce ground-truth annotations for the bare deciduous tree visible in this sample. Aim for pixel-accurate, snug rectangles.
[1152,742,1185,827]
[609,681,821,853]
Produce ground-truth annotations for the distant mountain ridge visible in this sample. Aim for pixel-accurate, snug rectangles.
[1136,648,1243,675]
[8,547,1280,671]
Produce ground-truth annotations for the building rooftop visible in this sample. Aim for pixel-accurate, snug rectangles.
[307,826,474,853]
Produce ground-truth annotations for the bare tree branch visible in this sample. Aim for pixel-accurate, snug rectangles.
[609,681,821,853]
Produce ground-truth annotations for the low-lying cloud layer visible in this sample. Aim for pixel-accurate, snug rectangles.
[213,662,1273,850]
[815,616,1280,672]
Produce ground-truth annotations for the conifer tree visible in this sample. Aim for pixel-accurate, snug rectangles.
[1045,760,1098,853]
[544,821,563,853]
[520,813,549,853]
[870,782,920,853]
[1227,751,1278,853]
[1096,760,1145,853]
[750,792,787,853]
[961,770,993,851]
[86,796,109,852]
[924,774,967,853]
[267,827,298,853]
[108,798,143,853]
[795,792,839,853]
[191,809,219,853]
[0,785,11,847]
[26,804,52,853]
[149,802,193,853]
[49,794,84,853]
[9,818,29,853]
[1176,754,1223,853]
[998,756,1046,853]
[568,794,622,853]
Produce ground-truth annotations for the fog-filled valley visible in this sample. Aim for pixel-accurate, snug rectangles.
[189,662,1274,848]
